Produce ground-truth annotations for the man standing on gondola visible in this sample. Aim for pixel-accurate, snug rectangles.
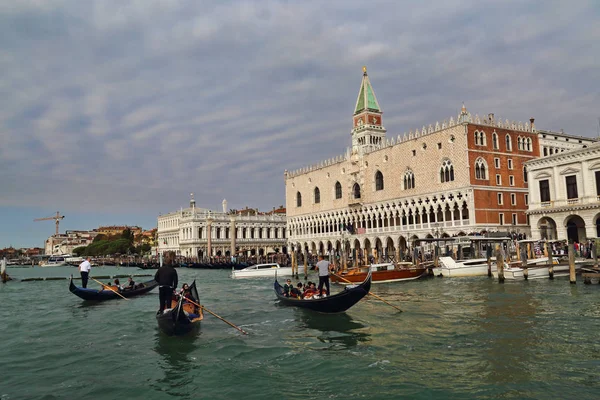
[78,257,92,288]
[154,251,178,315]
[316,255,332,296]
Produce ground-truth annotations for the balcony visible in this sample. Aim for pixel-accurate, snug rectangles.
[541,201,553,208]
[566,198,580,205]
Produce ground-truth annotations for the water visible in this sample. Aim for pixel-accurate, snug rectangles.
[1,266,599,399]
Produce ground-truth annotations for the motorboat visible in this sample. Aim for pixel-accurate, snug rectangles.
[492,258,577,280]
[230,263,294,279]
[40,255,69,267]
[330,262,426,284]
[434,256,491,277]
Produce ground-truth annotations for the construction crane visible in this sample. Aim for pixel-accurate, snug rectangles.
[34,211,65,236]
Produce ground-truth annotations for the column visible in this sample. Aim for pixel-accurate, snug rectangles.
[207,218,212,259]
[230,217,236,260]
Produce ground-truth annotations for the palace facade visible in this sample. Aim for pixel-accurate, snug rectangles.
[157,196,287,259]
[284,67,593,263]
[527,143,600,242]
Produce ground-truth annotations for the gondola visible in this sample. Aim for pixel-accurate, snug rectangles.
[156,280,204,336]
[69,276,158,301]
[274,271,371,313]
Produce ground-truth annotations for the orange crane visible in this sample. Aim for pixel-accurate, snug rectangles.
[34,211,65,235]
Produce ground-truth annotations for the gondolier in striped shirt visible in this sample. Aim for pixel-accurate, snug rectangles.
[154,251,178,315]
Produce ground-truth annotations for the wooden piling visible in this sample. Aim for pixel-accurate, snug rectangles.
[496,244,505,283]
[569,242,576,284]
[303,250,308,280]
[545,242,554,280]
[486,245,492,277]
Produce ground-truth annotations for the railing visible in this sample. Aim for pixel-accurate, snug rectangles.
[567,198,579,205]
[541,201,553,208]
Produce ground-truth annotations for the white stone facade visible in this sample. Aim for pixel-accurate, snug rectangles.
[44,230,99,255]
[538,129,596,157]
[527,143,600,242]
[157,200,287,259]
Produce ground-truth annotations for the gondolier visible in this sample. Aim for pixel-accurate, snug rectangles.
[154,251,178,314]
[316,255,332,296]
[78,257,91,288]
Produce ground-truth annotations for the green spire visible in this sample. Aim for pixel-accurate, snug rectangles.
[354,66,381,115]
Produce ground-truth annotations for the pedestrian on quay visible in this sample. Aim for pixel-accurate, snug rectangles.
[78,257,92,288]
[154,251,178,315]
[316,255,332,296]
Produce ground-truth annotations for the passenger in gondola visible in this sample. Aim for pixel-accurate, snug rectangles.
[303,282,318,299]
[180,283,194,301]
[113,278,124,290]
[123,276,135,291]
[283,279,294,297]
[290,282,303,299]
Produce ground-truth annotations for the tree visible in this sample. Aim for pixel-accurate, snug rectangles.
[121,228,134,243]
[73,246,86,256]
[93,234,107,243]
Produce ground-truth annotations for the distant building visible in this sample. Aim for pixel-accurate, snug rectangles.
[44,230,99,255]
[284,67,595,263]
[527,143,600,242]
[95,225,142,238]
[157,195,287,259]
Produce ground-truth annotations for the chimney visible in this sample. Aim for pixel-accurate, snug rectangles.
[530,118,535,131]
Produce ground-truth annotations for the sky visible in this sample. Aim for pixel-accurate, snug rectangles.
[1,0,599,248]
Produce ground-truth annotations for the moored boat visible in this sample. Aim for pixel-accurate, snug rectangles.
[435,257,490,277]
[330,262,426,284]
[274,270,371,313]
[156,280,203,336]
[231,263,294,279]
[41,255,69,267]
[69,276,158,301]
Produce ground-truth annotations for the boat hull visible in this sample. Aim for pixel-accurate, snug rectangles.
[69,278,158,301]
[156,309,202,336]
[330,267,426,284]
[231,266,295,278]
[437,257,490,277]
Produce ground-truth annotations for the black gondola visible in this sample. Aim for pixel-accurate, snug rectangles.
[274,271,372,313]
[156,280,204,336]
[69,276,158,301]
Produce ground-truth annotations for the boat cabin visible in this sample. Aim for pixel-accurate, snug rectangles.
[245,263,281,270]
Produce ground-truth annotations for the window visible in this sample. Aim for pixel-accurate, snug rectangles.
[517,137,523,150]
[437,143,442,149]
[512,213,517,225]
[596,171,600,196]
[314,187,320,204]
[404,170,415,190]
[412,150,416,156]
[375,171,384,191]
[499,213,504,225]
[335,181,342,199]
[508,159,513,170]
[505,134,512,151]
[475,131,486,146]
[526,138,532,151]
[509,175,514,186]
[440,159,454,183]
[496,174,501,185]
[565,175,578,199]
[511,193,516,205]
[492,133,499,149]
[543,147,548,156]
[497,193,503,205]
[524,166,528,183]
[525,194,528,205]
[353,183,361,199]
[539,179,551,202]
[296,192,302,207]
[475,158,487,180]
[494,158,500,169]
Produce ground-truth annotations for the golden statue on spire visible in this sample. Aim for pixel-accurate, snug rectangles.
[362,66,367,74]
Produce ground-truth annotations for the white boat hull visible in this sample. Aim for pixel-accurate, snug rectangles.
[437,257,491,277]
[493,263,571,280]
[230,265,295,279]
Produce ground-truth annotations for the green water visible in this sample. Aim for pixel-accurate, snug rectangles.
[1,266,599,399]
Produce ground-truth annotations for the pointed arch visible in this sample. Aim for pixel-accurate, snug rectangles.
[505,134,512,151]
[335,181,342,199]
[353,183,361,199]
[475,157,488,180]
[492,132,499,150]
[375,170,384,191]
[296,191,302,207]
[314,187,320,204]
[440,159,454,183]
[403,170,415,190]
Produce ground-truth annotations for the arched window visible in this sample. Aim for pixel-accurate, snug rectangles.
[296,192,302,207]
[475,158,487,180]
[543,147,548,156]
[526,138,532,151]
[505,134,512,151]
[440,159,454,183]
[403,170,415,189]
[480,131,486,146]
[523,166,528,183]
[375,171,384,191]
[517,137,523,150]
[314,187,320,204]
[353,183,361,199]
[335,181,342,199]
[474,131,480,145]
[492,132,499,150]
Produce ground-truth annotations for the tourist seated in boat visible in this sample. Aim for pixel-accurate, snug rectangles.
[123,277,135,290]
[303,282,320,299]
[290,282,303,299]
[113,279,124,290]
[180,283,195,302]
[283,279,294,297]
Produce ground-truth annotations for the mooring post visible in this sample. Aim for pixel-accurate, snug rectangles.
[521,244,529,280]
[569,242,576,284]
[545,242,554,280]
[496,244,505,283]
[434,245,439,268]
[594,238,599,269]
[486,245,492,277]
[303,250,308,280]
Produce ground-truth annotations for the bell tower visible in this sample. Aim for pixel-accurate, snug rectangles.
[351,66,386,153]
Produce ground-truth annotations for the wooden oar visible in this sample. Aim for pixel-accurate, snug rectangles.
[90,277,129,301]
[331,272,403,312]
[183,296,248,335]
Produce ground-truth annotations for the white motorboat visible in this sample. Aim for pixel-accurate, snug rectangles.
[230,263,294,279]
[40,255,69,267]
[492,258,577,280]
[435,256,492,277]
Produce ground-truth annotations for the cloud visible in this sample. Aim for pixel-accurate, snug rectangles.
[0,0,599,247]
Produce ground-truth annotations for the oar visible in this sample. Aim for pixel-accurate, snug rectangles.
[183,296,248,335]
[331,272,403,313]
[90,277,129,301]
